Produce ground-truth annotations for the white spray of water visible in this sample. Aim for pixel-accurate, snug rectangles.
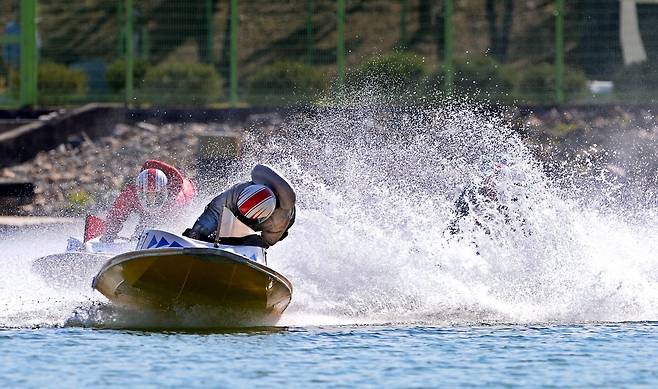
[2,103,658,328]
[0,223,99,327]
[236,103,658,325]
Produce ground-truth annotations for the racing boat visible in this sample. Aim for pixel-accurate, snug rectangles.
[32,215,134,289]
[91,229,293,321]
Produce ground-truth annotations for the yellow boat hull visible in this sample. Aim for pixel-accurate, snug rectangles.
[92,248,292,320]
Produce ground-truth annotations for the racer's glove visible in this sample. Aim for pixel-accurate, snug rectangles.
[182,228,200,240]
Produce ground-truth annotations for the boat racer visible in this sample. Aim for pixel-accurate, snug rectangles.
[446,158,528,236]
[100,159,197,242]
[183,164,296,248]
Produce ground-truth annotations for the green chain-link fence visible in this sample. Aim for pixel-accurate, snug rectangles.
[0,2,18,106]
[0,0,657,107]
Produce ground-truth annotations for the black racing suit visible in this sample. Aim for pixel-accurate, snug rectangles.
[447,182,525,236]
[184,165,296,248]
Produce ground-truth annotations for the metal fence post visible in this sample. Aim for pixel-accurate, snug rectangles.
[306,0,313,63]
[443,0,454,95]
[400,0,408,49]
[206,0,214,64]
[117,1,125,56]
[230,0,238,105]
[125,0,134,106]
[19,0,38,107]
[555,0,565,104]
[337,0,345,88]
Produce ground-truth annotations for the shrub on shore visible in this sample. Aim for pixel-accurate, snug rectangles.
[105,58,150,93]
[345,52,428,99]
[612,60,658,101]
[246,60,327,103]
[430,56,515,101]
[39,62,87,95]
[11,62,87,104]
[142,62,222,106]
[515,63,587,103]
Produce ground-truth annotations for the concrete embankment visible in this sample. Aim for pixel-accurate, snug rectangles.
[0,104,124,168]
[0,107,286,216]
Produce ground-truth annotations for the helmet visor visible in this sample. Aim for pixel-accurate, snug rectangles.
[139,190,168,211]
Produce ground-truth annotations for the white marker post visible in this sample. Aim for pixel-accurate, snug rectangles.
[620,0,658,65]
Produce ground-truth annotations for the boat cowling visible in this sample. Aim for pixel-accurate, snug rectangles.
[137,229,267,264]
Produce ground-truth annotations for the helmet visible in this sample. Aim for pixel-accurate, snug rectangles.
[136,168,168,213]
[493,160,508,175]
[237,184,276,223]
[479,155,509,178]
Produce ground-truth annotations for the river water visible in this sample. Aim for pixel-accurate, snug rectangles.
[2,324,658,387]
[2,104,658,386]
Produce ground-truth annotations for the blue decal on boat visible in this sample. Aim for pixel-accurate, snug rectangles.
[147,236,158,249]
[156,237,170,248]
[169,241,184,248]
[250,254,257,261]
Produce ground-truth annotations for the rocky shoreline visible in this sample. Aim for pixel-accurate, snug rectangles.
[1,121,210,216]
[522,105,658,183]
[1,105,656,216]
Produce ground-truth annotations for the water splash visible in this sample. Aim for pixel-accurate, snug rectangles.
[0,223,98,328]
[235,103,658,325]
[2,103,658,328]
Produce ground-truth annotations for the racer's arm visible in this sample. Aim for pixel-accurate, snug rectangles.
[103,186,139,238]
[188,203,225,240]
[258,206,295,247]
[184,183,248,240]
[172,178,197,207]
[186,185,239,239]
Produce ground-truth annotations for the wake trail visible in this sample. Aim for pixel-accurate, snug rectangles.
[3,103,658,328]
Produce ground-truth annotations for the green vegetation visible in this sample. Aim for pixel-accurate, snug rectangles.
[10,1,655,107]
[66,189,93,215]
[11,62,88,105]
[515,64,587,104]
[346,52,428,98]
[454,57,515,98]
[431,57,515,100]
[612,60,658,101]
[246,60,327,104]
[341,54,587,105]
[105,58,150,93]
[39,63,87,96]
[141,62,222,106]
[548,122,580,137]
[17,54,591,107]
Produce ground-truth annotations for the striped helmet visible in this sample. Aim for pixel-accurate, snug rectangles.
[136,168,168,213]
[237,184,276,222]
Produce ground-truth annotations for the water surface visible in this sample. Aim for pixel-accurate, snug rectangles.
[2,324,658,387]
